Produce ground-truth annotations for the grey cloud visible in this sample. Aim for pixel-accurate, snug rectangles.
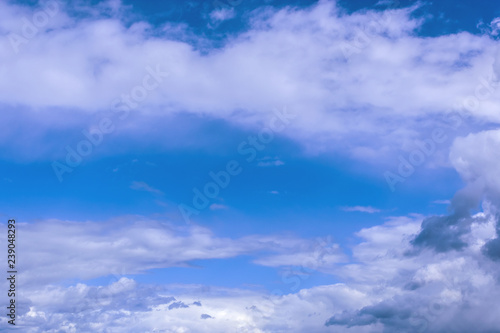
[404,280,424,291]
[482,237,500,260]
[482,215,500,261]
[19,278,179,332]
[410,181,485,253]
[168,301,189,310]
[411,214,471,253]
[325,211,500,333]
[326,299,414,330]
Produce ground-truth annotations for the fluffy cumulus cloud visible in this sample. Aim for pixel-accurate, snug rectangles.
[1,0,500,164]
[326,211,500,332]
[4,210,500,332]
[323,97,500,331]
[209,7,236,23]
[449,129,500,262]
[10,277,372,333]
[450,129,500,202]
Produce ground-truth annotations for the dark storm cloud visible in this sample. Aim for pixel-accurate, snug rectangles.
[411,214,471,253]
[325,299,415,330]
[482,215,500,261]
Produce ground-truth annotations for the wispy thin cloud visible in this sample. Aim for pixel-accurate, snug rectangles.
[130,181,163,195]
[432,199,451,205]
[209,203,229,210]
[257,160,284,167]
[209,7,236,23]
[341,206,381,214]
[257,157,284,167]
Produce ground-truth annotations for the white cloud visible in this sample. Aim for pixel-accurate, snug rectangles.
[4,217,343,287]
[432,199,451,205]
[10,211,500,332]
[12,277,375,332]
[1,0,499,165]
[129,181,164,195]
[257,157,285,167]
[326,212,500,332]
[209,8,236,23]
[253,237,347,269]
[209,203,229,210]
[450,129,500,202]
[341,206,381,213]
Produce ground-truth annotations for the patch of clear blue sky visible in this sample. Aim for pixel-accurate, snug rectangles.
[2,111,463,236]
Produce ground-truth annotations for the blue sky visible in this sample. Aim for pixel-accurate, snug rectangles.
[2,0,500,331]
